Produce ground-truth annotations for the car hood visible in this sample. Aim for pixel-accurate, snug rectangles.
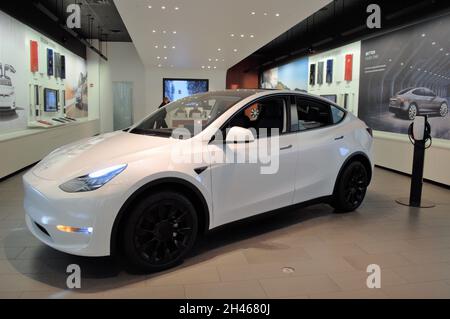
[32,131,178,180]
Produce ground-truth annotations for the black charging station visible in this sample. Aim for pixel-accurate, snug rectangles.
[396,115,435,208]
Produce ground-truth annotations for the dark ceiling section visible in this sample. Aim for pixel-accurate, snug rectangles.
[0,0,131,60]
[232,0,450,74]
[39,0,131,42]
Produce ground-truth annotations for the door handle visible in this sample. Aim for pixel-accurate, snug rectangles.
[280,144,293,150]
[334,136,344,141]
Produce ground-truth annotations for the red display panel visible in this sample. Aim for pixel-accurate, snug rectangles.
[30,40,39,72]
[344,54,353,81]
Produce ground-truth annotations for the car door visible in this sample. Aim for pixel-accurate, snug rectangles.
[291,97,347,204]
[207,95,299,227]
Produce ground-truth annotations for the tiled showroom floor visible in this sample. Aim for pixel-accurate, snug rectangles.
[1,167,450,299]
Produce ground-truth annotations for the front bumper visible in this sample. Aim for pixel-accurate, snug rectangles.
[23,170,126,257]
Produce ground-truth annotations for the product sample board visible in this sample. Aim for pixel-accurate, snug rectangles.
[358,14,450,140]
[0,9,88,134]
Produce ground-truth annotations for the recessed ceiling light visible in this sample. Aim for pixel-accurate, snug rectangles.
[250,34,254,38]
[208,58,212,61]
[207,66,211,69]
[158,64,162,67]
[240,34,244,38]
[172,46,176,49]
[446,53,449,56]
[174,7,179,10]
[222,59,225,62]
[251,11,256,15]
[164,56,167,60]
[264,12,268,16]
[233,48,238,52]
[432,41,436,45]
[152,30,156,33]
[275,13,280,17]
[421,33,426,37]
[214,66,217,69]
[173,31,177,34]
[148,5,152,9]
[215,58,219,61]
[163,45,167,49]
[440,48,444,51]
[201,66,205,69]
[217,48,221,51]
[157,56,161,59]
[161,6,166,10]
[230,34,235,37]
[154,45,158,48]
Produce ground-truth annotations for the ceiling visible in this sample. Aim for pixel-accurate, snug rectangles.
[39,0,131,41]
[114,0,331,69]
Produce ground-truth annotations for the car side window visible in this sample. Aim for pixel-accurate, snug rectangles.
[412,89,422,95]
[292,98,333,132]
[331,105,345,124]
[227,96,288,137]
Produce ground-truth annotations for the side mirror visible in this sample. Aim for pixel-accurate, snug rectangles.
[225,126,255,144]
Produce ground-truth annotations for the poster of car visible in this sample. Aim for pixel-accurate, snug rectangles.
[358,15,450,140]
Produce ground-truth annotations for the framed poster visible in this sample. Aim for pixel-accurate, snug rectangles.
[326,59,333,83]
[317,61,324,84]
[60,55,66,79]
[46,48,54,76]
[344,54,353,81]
[309,64,316,85]
[54,52,60,78]
[30,40,38,72]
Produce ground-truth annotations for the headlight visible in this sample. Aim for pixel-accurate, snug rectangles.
[59,164,127,193]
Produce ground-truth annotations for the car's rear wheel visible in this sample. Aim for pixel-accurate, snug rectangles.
[332,161,368,213]
[407,103,418,120]
[440,103,448,117]
[123,191,198,272]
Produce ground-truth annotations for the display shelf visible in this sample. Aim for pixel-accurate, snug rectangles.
[0,118,93,142]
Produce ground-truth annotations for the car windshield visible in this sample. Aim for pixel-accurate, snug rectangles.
[397,87,413,95]
[130,91,256,138]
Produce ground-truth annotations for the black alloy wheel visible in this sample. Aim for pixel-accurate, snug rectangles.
[123,191,198,272]
[332,161,368,213]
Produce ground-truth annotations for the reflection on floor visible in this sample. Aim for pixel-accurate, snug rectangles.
[1,167,450,299]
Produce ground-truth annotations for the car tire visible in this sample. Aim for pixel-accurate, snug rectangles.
[332,161,368,213]
[440,103,448,117]
[407,103,418,120]
[122,191,198,272]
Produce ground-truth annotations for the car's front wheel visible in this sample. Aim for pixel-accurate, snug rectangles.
[332,161,368,213]
[123,191,198,272]
[440,103,448,117]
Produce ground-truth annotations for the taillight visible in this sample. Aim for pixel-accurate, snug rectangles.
[366,127,373,137]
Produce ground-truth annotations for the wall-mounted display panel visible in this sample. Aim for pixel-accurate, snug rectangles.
[260,57,309,91]
[308,41,362,115]
[163,78,209,102]
[358,15,450,140]
[0,9,89,134]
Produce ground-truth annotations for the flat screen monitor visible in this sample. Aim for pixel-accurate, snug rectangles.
[163,78,209,102]
[320,94,337,103]
[44,88,58,112]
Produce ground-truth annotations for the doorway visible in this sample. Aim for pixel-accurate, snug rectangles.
[113,81,133,131]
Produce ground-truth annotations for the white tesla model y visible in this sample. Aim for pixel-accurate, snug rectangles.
[24,90,373,272]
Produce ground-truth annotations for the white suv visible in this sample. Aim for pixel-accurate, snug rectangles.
[24,90,373,272]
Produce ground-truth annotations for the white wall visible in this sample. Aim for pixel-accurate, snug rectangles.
[92,42,146,133]
[374,132,450,186]
[145,68,227,114]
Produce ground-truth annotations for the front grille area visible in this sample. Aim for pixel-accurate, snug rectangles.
[34,222,51,238]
